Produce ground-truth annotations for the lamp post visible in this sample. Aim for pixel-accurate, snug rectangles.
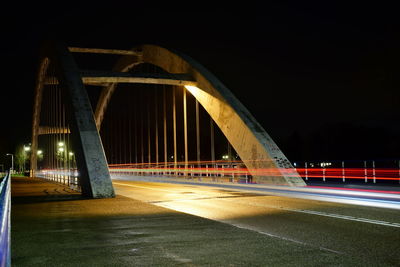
[6,154,13,172]
[23,145,31,173]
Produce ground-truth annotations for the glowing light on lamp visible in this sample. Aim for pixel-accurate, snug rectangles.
[58,147,65,152]
[24,146,31,152]
[69,152,74,156]
[37,150,43,155]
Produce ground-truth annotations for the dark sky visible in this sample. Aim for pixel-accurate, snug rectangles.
[1,1,399,164]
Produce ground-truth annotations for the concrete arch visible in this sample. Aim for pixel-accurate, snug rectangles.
[95,45,305,186]
[31,42,114,198]
[30,56,50,176]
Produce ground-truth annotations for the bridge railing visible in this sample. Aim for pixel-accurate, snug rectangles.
[109,161,252,184]
[36,169,80,191]
[294,160,400,185]
[0,172,11,267]
[36,161,251,190]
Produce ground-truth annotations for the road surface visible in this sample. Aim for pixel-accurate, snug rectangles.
[114,179,400,266]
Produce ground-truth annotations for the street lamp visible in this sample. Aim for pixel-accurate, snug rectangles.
[6,153,13,172]
[23,144,31,173]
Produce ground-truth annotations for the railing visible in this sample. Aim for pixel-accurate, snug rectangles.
[37,159,400,189]
[294,160,400,185]
[36,169,80,191]
[0,172,11,267]
[109,161,252,184]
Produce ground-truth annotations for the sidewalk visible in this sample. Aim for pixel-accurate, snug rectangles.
[11,176,354,266]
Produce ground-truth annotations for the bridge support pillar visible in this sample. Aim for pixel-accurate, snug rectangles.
[55,43,115,198]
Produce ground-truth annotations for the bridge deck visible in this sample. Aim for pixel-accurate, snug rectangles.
[11,176,357,266]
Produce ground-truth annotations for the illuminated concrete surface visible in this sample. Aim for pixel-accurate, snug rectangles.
[114,180,400,266]
[111,174,400,210]
[12,176,360,266]
[95,45,305,186]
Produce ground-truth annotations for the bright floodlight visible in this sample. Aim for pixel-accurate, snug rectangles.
[58,142,64,147]
[37,150,43,155]
[24,146,31,151]
[58,147,65,152]
[69,152,74,156]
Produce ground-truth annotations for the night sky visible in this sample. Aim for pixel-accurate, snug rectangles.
[1,2,399,166]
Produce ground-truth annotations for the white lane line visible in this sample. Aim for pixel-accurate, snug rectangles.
[218,198,400,228]
[286,208,400,228]
[230,223,343,254]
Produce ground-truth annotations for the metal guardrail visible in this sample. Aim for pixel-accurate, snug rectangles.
[294,160,400,184]
[109,162,252,184]
[36,169,80,191]
[0,172,11,267]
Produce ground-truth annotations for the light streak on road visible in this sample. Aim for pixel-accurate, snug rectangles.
[111,174,400,210]
[109,160,400,183]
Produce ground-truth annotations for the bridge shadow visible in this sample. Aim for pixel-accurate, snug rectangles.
[12,194,86,204]
[11,176,85,204]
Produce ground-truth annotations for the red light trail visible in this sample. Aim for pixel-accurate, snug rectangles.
[107,161,400,183]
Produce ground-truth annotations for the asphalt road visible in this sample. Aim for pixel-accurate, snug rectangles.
[114,179,400,266]
[12,177,362,266]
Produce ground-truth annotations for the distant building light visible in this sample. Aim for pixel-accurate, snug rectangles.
[58,142,64,147]
[37,150,43,155]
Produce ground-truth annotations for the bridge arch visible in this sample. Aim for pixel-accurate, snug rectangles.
[31,42,115,198]
[95,45,305,186]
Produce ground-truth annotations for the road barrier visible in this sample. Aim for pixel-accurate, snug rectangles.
[0,172,11,266]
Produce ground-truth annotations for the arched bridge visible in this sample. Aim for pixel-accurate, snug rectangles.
[31,42,305,198]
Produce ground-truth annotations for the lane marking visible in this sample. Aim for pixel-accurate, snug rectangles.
[231,223,343,254]
[286,208,400,228]
[218,198,400,228]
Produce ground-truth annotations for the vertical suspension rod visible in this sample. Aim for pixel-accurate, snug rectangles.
[210,118,215,168]
[183,87,188,171]
[155,88,159,167]
[196,99,200,167]
[163,86,168,170]
[147,92,151,166]
[173,86,177,170]
[140,89,144,165]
